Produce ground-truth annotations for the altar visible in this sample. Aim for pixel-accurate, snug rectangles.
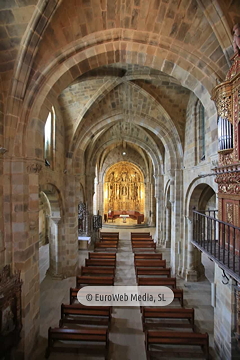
[119,214,130,223]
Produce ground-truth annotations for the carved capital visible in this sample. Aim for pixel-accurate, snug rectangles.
[27,163,42,173]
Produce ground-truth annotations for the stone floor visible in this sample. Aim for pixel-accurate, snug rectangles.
[35,229,219,360]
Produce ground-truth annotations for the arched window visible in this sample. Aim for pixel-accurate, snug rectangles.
[195,100,205,164]
[44,106,55,168]
[217,116,233,151]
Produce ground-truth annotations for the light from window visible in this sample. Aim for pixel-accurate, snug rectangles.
[44,106,55,166]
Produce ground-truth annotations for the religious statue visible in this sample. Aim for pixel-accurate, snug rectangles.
[233,23,240,54]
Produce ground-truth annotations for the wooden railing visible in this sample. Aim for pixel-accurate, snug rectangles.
[192,210,240,282]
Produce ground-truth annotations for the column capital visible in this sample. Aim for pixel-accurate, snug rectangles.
[51,217,61,224]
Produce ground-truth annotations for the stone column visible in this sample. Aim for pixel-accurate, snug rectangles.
[64,173,78,277]
[165,204,171,248]
[47,217,63,278]
[214,265,237,359]
[185,218,198,281]
[145,181,151,224]
[10,160,42,360]
[98,180,104,216]
[185,217,205,281]
[154,175,163,245]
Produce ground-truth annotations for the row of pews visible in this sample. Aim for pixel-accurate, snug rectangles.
[131,232,210,360]
[45,232,119,359]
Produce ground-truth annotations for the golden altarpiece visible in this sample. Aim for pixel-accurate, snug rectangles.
[104,162,145,214]
[212,50,240,347]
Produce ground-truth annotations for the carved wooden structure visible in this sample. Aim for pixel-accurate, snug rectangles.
[212,50,240,348]
[0,265,22,357]
[212,52,240,229]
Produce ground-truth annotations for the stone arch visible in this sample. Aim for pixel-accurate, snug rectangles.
[183,179,218,281]
[39,183,64,278]
[88,124,164,179]
[187,180,217,219]
[7,41,219,161]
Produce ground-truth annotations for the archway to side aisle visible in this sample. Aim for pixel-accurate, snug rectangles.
[184,181,217,282]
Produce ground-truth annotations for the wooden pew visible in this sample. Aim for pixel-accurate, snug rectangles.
[172,289,184,307]
[140,289,184,311]
[60,303,111,327]
[81,266,115,277]
[85,259,116,268]
[134,254,162,260]
[89,252,116,260]
[136,268,171,278]
[76,275,114,287]
[45,327,109,359]
[94,241,118,250]
[142,307,195,330]
[134,260,166,268]
[132,243,156,251]
[138,277,177,289]
[100,232,119,240]
[70,287,81,304]
[131,236,153,241]
[131,232,150,237]
[145,330,209,360]
[100,236,119,242]
[131,240,154,245]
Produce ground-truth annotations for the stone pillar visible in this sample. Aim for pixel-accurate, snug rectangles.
[165,204,171,248]
[149,183,156,226]
[145,181,151,224]
[47,217,63,278]
[214,265,237,359]
[98,180,104,216]
[64,173,78,277]
[11,160,42,360]
[0,150,6,268]
[184,217,205,281]
[185,218,198,281]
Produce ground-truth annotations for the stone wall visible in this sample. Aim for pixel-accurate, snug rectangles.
[214,264,237,359]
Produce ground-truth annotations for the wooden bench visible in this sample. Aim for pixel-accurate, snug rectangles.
[136,268,171,278]
[138,277,177,289]
[70,287,82,304]
[100,232,119,240]
[172,289,184,307]
[76,275,114,287]
[131,232,150,237]
[131,236,153,241]
[145,330,209,360]
[81,266,115,277]
[134,260,166,268]
[134,254,162,260]
[100,236,119,242]
[94,241,118,250]
[131,240,154,245]
[85,259,116,268]
[89,252,116,260]
[142,307,194,330]
[140,289,184,311]
[60,303,111,327]
[132,243,156,251]
[45,327,109,359]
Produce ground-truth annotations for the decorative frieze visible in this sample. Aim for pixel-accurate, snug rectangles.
[214,164,240,194]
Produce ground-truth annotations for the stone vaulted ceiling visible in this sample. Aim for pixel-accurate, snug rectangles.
[1,0,240,166]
